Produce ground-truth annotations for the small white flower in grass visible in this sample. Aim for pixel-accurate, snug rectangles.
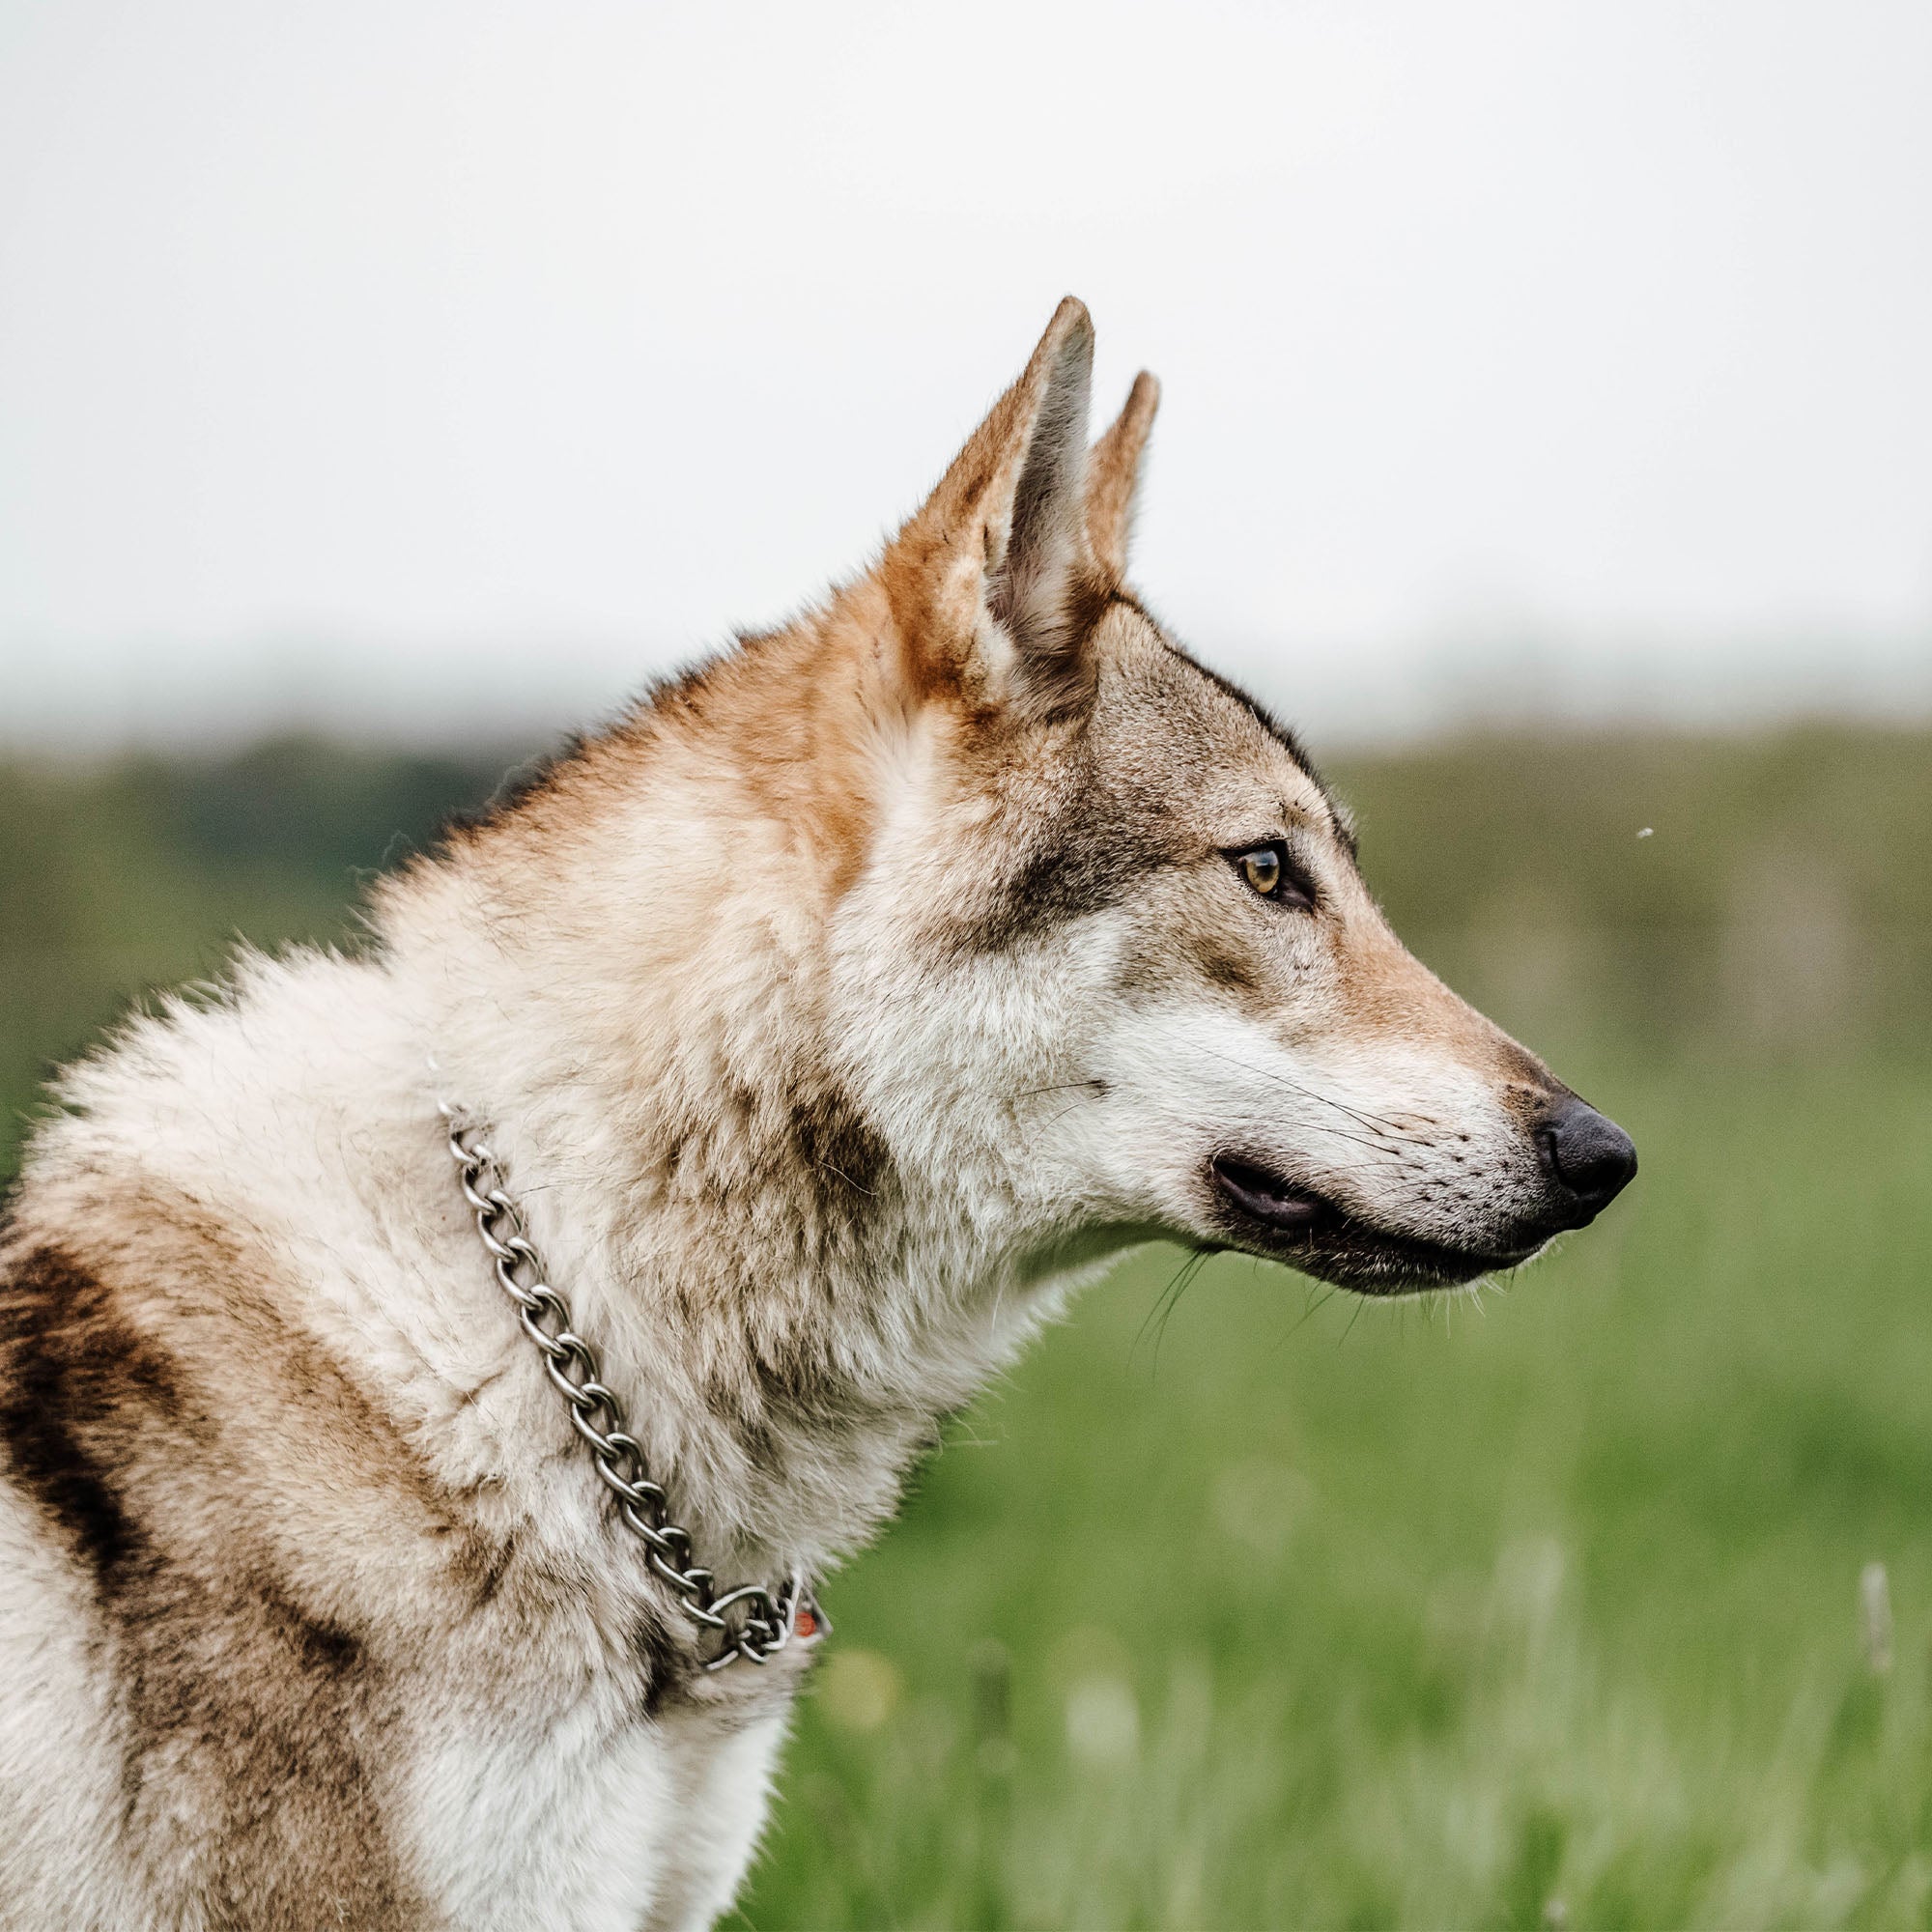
[1065,1673,1139,1768]
[1636,827,1654,838]
[1861,1561,1893,1674]
[819,1648,903,1733]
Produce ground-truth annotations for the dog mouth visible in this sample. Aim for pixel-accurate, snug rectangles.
[1208,1153,1535,1293]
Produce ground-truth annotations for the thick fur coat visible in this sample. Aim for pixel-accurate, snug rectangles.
[0,300,1634,1929]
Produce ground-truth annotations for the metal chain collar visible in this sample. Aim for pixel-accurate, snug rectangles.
[438,1101,822,1671]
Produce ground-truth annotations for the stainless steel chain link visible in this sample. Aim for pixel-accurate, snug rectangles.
[437,1100,820,1671]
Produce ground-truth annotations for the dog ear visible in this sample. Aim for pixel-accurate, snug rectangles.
[880,298,1103,717]
[1085,371,1159,582]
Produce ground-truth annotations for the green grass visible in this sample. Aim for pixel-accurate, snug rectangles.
[2,726,1928,1926]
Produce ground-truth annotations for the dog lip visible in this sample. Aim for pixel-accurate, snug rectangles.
[1207,1151,1537,1292]
[1209,1154,1330,1232]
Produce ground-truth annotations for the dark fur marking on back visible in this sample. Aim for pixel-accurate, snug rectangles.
[0,1240,423,1923]
[0,1243,179,1593]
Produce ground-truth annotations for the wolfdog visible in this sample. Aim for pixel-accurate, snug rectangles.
[0,299,1634,1929]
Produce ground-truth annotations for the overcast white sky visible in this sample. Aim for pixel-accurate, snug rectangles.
[3,0,1929,747]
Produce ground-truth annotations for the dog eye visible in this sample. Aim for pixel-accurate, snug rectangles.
[1240,848,1282,895]
[1230,843,1315,910]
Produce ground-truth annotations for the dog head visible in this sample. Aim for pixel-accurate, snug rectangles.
[835,299,1635,1293]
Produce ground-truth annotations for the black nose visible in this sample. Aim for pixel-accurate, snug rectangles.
[1536,1096,1637,1223]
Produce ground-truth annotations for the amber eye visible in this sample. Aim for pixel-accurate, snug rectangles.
[1228,842,1315,910]
[1239,847,1282,895]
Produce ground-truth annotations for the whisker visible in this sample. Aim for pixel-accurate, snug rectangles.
[1153,1252,1213,1367]
[1338,1294,1371,1348]
[1133,1245,1211,1376]
[1188,1042,1442,1149]
[1010,1080,1105,1100]
[1270,1283,1341,1353]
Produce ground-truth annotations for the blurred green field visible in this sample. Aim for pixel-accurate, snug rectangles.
[3,724,1929,1927]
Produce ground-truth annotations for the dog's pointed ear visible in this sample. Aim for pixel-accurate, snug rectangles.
[881,298,1102,717]
[1085,371,1159,582]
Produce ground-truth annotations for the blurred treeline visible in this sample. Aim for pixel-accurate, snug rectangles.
[3,723,1928,1182]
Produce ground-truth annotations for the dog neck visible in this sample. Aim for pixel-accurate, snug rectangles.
[378,622,1109,1587]
[416,1059,1056,1591]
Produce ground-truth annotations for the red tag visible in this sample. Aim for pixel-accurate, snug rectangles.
[794,1608,817,1639]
